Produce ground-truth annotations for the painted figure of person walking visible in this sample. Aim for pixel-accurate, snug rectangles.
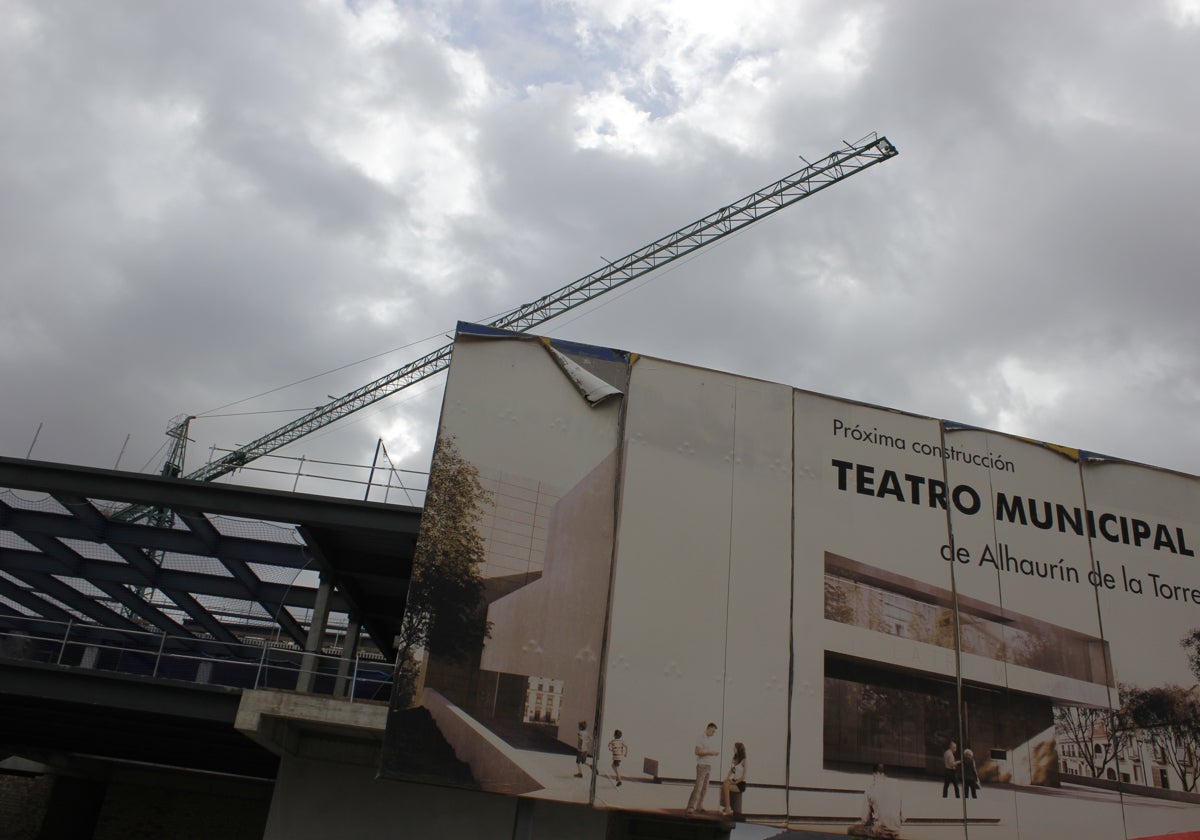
[608,729,628,787]
[574,720,591,778]
[962,748,980,799]
[686,722,719,814]
[942,739,961,798]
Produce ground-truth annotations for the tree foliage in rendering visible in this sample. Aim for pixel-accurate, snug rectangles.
[1181,628,1200,683]
[1120,684,1200,792]
[1053,702,1124,779]
[823,576,854,623]
[1056,677,1200,792]
[393,436,492,707]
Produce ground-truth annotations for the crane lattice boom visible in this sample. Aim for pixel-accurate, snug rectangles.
[137,134,898,501]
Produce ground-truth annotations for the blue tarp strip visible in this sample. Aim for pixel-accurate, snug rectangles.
[455,321,629,363]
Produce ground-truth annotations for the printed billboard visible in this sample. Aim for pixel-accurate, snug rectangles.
[382,323,1200,840]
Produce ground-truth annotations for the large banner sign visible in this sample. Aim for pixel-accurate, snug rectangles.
[381,323,1200,840]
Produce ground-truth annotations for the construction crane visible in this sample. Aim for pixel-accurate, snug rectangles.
[116,133,896,519]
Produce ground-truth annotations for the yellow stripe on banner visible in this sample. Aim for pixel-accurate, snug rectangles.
[1011,436,1080,461]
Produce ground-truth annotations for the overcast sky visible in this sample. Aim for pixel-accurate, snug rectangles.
[3,0,1199,498]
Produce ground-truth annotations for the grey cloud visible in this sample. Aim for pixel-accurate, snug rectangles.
[3,0,1199,486]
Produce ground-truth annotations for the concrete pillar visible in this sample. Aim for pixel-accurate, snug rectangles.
[333,618,361,698]
[295,575,334,694]
[36,775,107,839]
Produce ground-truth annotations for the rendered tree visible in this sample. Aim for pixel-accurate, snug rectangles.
[1120,684,1200,792]
[930,608,957,650]
[1053,703,1123,779]
[823,575,854,623]
[1181,628,1200,682]
[1011,628,1053,672]
[906,604,933,645]
[864,587,887,633]
[392,436,492,707]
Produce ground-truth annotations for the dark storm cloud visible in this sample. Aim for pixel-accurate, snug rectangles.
[2,0,1198,487]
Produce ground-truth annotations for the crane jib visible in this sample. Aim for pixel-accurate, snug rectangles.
[117,134,897,516]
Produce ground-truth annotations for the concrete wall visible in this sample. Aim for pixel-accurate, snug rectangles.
[0,773,49,840]
[95,775,271,840]
[0,768,271,840]
[263,751,610,840]
[423,688,541,795]
[481,450,620,746]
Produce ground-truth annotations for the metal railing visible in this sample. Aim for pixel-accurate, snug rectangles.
[0,614,392,703]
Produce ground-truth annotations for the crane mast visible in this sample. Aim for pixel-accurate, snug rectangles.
[121,134,897,512]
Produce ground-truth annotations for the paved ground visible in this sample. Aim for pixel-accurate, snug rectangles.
[456,715,1200,839]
